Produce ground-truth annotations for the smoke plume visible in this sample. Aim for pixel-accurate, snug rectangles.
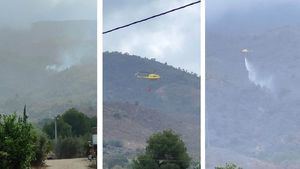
[46,52,82,72]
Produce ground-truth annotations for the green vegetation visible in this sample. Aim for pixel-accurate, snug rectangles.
[132,130,191,169]
[55,136,88,159]
[62,108,92,136]
[0,108,52,168]
[43,117,72,139]
[31,129,51,166]
[0,113,36,169]
[190,161,200,169]
[215,163,242,169]
[43,108,96,138]
[103,130,192,169]
[42,108,96,159]
[0,106,96,169]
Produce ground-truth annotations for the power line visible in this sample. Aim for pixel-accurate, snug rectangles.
[103,0,201,34]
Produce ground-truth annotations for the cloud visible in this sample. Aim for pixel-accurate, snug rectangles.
[103,0,200,74]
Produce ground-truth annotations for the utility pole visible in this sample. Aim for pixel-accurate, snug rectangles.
[54,115,58,144]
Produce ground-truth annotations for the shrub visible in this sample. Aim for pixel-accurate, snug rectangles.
[31,130,51,166]
[55,137,86,159]
[0,114,36,169]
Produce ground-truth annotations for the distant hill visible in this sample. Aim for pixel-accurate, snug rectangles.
[0,20,96,120]
[207,25,300,168]
[103,52,200,160]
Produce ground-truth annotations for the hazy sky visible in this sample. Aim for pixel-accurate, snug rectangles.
[0,0,96,28]
[207,0,300,32]
[103,0,200,74]
[207,0,300,20]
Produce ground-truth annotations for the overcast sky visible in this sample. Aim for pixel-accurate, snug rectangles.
[103,0,200,74]
[0,0,96,28]
[207,0,300,33]
[208,0,300,20]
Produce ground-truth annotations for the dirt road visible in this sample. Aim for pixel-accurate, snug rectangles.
[44,158,92,169]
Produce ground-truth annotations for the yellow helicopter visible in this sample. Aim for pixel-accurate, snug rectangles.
[135,72,161,80]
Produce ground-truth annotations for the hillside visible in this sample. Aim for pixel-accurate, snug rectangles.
[0,20,96,120]
[104,51,200,115]
[206,25,300,168]
[103,52,200,161]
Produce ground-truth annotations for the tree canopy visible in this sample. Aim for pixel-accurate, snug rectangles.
[132,130,191,169]
[62,108,91,136]
[43,108,96,138]
[43,116,72,139]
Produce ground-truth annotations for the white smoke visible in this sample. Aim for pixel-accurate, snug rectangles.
[46,43,95,72]
[244,57,274,91]
[46,53,82,72]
